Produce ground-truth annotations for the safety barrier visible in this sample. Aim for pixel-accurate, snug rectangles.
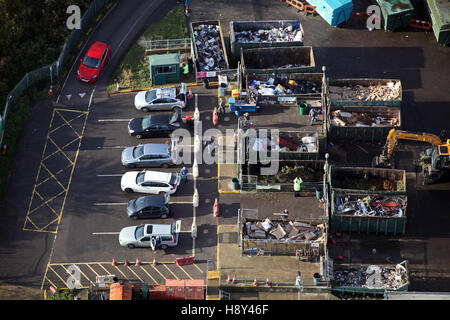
[285,0,316,14]
[350,11,369,21]
[409,19,432,31]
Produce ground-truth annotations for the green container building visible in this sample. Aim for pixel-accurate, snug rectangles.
[149,53,180,86]
[425,0,450,46]
[376,0,415,31]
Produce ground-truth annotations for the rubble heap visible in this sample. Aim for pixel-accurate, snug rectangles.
[334,263,408,289]
[248,76,321,96]
[193,24,227,72]
[234,25,303,43]
[334,195,406,217]
[330,109,399,127]
[244,219,325,242]
[329,81,401,102]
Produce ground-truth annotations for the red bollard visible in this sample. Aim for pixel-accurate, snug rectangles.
[213,198,219,217]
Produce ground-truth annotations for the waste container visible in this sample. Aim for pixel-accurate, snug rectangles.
[313,273,322,286]
[298,102,308,115]
[315,186,323,199]
[232,178,240,190]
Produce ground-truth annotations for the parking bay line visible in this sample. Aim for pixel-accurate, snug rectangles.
[97,119,131,122]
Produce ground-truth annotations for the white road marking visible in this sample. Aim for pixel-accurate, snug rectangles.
[92,232,120,235]
[97,146,128,149]
[168,201,193,204]
[96,174,123,177]
[97,119,131,122]
[79,92,86,99]
[66,94,72,101]
[94,203,127,206]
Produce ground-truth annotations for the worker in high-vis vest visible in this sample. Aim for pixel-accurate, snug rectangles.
[182,63,189,75]
[294,177,303,192]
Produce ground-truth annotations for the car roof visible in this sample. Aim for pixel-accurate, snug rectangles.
[143,143,169,155]
[143,170,172,183]
[87,41,108,59]
[155,87,176,99]
[135,195,166,210]
[145,223,172,235]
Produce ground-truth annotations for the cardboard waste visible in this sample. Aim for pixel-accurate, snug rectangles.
[334,195,406,217]
[193,24,227,72]
[234,25,303,43]
[330,109,399,127]
[248,76,321,96]
[329,81,401,102]
[245,219,325,242]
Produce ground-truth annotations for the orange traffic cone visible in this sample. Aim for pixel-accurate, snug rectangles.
[116,81,120,91]
[135,257,141,266]
[227,275,232,283]
[48,85,53,96]
[253,278,258,287]
[212,107,218,126]
[124,258,129,266]
[232,274,236,284]
[111,258,117,266]
[1,144,7,156]
[265,278,271,287]
[152,257,157,266]
[188,88,193,99]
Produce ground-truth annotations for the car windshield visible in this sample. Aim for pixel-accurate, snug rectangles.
[133,145,144,159]
[169,111,179,124]
[169,173,177,185]
[83,56,100,68]
[135,225,145,239]
[135,197,147,211]
[136,172,145,185]
[142,116,151,130]
[145,90,157,103]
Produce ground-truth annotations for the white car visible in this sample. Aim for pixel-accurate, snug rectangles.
[134,83,187,112]
[121,170,181,195]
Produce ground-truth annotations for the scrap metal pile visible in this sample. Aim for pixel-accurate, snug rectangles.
[334,263,408,289]
[244,219,325,242]
[249,135,317,153]
[234,25,303,43]
[248,76,321,96]
[334,195,406,217]
[330,110,399,127]
[193,24,227,71]
[329,81,401,102]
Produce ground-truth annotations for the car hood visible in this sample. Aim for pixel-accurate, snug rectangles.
[121,146,135,164]
[128,118,143,133]
[134,92,148,108]
[119,226,137,243]
[121,171,139,188]
[127,199,136,216]
[78,63,98,79]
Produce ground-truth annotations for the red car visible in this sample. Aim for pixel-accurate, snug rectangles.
[77,41,111,83]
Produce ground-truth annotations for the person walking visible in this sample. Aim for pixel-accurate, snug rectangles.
[218,97,226,114]
[309,107,317,126]
[181,166,189,182]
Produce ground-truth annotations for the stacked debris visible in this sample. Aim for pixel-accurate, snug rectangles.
[330,109,399,127]
[193,24,227,72]
[234,25,303,43]
[334,263,408,289]
[334,195,406,217]
[249,135,317,153]
[248,76,321,96]
[329,81,401,102]
[244,219,325,242]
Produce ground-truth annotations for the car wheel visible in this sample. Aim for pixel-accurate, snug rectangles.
[160,163,169,168]
[131,215,139,220]
[160,244,168,250]
[160,213,168,219]
[158,191,166,195]
[142,107,149,112]
[127,244,135,249]
[128,164,136,169]
[125,188,134,193]
[135,134,142,139]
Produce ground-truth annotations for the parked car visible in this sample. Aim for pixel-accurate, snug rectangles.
[127,194,170,220]
[77,41,111,83]
[134,83,187,112]
[121,170,180,195]
[119,220,182,249]
[127,108,182,139]
[121,140,178,168]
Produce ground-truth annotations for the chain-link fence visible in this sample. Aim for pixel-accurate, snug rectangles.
[0,0,115,146]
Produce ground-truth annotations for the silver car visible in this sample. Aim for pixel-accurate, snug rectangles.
[121,140,178,168]
[134,83,187,112]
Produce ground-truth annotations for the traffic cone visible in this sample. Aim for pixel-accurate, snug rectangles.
[111,258,117,266]
[265,278,271,287]
[116,81,120,91]
[337,255,343,261]
[48,85,53,96]
[227,275,232,284]
[152,257,157,266]
[232,274,236,284]
[1,144,7,156]
[253,278,258,287]
[124,258,129,266]
[188,88,193,99]
[135,257,141,266]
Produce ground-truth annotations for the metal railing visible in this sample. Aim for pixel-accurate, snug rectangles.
[141,38,191,51]
[0,0,115,147]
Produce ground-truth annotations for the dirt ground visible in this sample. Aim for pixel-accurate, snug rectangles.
[0,285,42,300]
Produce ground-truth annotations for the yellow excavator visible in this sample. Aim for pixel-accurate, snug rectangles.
[373,129,450,184]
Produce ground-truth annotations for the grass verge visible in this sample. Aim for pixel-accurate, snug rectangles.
[107,5,188,92]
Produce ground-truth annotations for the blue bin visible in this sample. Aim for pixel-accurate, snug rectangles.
[228,97,236,111]
[306,0,353,27]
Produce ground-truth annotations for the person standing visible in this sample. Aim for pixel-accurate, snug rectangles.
[181,166,189,182]
[309,107,317,126]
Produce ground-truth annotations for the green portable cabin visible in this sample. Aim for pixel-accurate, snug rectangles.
[376,0,415,31]
[149,53,180,86]
[426,0,450,46]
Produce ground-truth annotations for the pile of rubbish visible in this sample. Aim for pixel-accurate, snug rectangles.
[234,25,303,43]
[334,263,408,289]
[248,76,321,96]
[244,219,325,242]
[329,81,401,102]
[193,24,227,72]
[250,135,317,153]
[334,195,406,217]
[330,110,399,127]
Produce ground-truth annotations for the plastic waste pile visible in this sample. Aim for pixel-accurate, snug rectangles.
[329,81,401,102]
[248,76,321,96]
[334,195,406,217]
[234,25,303,43]
[193,24,227,72]
[330,110,399,127]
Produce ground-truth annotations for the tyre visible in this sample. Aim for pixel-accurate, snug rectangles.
[127,244,135,249]
[160,213,168,219]
[160,163,169,168]
[135,134,142,139]
[158,191,166,195]
[160,244,168,250]
[125,188,134,193]
[128,164,136,169]
[130,215,139,220]
[142,107,149,112]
